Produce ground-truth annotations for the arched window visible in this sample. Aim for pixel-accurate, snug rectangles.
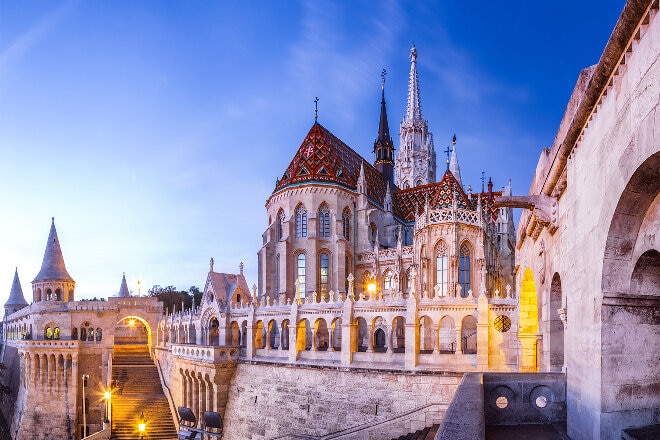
[53,327,60,340]
[297,254,306,300]
[296,205,307,238]
[342,208,351,240]
[318,205,330,238]
[71,327,78,340]
[404,182,410,189]
[55,289,62,301]
[277,209,285,240]
[96,328,102,341]
[384,270,393,291]
[274,254,280,295]
[319,253,329,295]
[436,242,448,297]
[459,244,471,297]
[45,327,53,340]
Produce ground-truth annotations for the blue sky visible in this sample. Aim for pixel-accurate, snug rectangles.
[0,0,625,304]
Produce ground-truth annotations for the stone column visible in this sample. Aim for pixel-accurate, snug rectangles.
[477,293,489,370]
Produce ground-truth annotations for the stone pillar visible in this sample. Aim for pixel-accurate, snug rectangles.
[246,306,256,359]
[477,293,489,370]
[518,333,541,372]
[341,299,354,366]
[405,293,418,368]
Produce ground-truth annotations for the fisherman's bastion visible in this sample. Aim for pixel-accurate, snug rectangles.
[1,1,658,439]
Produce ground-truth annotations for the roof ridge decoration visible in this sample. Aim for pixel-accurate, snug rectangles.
[6,268,28,307]
[449,135,462,187]
[33,218,74,283]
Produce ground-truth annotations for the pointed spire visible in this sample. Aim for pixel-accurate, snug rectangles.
[5,268,28,309]
[449,134,462,187]
[374,69,395,185]
[118,273,130,298]
[405,45,423,121]
[384,182,392,212]
[33,218,74,282]
[357,162,367,194]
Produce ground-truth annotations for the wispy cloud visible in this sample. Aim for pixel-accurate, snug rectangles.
[288,0,405,124]
[0,1,76,78]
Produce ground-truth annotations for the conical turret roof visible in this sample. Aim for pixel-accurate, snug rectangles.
[33,218,74,282]
[118,273,130,297]
[6,268,28,307]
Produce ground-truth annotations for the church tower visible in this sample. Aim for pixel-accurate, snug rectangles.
[373,70,395,185]
[394,45,436,189]
[32,218,75,302]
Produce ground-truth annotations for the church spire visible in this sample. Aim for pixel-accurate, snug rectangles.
[5,268,28,315]
[395,45,436,189]
[405,45,422,121]
[374,69,395,185]
[448,134,463,187]
[118,273,130,298]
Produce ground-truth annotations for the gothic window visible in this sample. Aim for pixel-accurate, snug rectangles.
[416,180,422,186]
[404,181,410,189]
[296,205,307,238]
[71,327,78,340]
[96,328,102,341]
[384,270,393,290]
[459,244,471,297]
[342,208,351,240]
[55,288,62,301]
[319,253,329,295]
[318,205,330,238]
[277,209,285,240]
[53,327,60,340]
[45,326,53,340]
[436,242,448,297]
[46,288,52,301]
[297,253,306,300]
[370,222,377,245]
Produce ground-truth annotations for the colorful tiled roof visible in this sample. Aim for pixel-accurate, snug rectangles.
[271,122,390,207]
[394,171,472,222]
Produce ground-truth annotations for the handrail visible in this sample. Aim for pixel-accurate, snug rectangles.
[155,353,179,431]
[270,402,447,440]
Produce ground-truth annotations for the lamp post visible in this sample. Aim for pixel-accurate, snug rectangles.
[81,374,89,438]
[138,411,146,439]
[104,390,111,425]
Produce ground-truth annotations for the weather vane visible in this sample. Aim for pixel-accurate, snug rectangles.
[314,97,319,121]
[481,171,486,192]
[444,145,451,170]
[381,69,387,88]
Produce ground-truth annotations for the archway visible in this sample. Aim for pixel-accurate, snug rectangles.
[548,273,564,372]
[114,316,150,346]
[601,152,660,427]
[519,267,539,371]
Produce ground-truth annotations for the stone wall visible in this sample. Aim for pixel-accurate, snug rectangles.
[221,362,462,440]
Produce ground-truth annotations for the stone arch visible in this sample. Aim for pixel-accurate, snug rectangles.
[461,315,477,354]
[254,320,264,349]
[297,319,311,351]
[548,273,564,372]
[519,267,540,371]
[419,315,434,353]
[391,316,405,353]
[600,152,660,426]
[114,316,152,347]
[355,317,368,352]
[281,319,290,350]
[314,318,329,351]
[372,316,388,353]
[331,317,342,351]
[208,317,220,346]
[439,315,457,353]
[268,319,279,349]
[230,321,240,345]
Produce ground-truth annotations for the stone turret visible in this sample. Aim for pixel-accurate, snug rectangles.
[5,268,28,316]
[32,218,75,302]
[118,273,130,297]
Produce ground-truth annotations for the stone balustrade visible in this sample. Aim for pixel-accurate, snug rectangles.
[170,343,240,363]
[16,339,80,349]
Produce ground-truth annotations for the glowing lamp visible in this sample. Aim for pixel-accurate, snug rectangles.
[138,422,146,433]
[104,391,111,400]
[367,283,376,293]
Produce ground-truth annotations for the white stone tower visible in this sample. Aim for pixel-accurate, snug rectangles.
[31,218,75,302]
[118,272,130,297]
[394,45,436,189]
[4,268,28,316]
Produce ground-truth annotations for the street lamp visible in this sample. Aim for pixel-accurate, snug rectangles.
[138,411,146,439]
[82,374,89,438]
[104,390,111,425]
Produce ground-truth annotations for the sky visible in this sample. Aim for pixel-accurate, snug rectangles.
[0,0,626,304]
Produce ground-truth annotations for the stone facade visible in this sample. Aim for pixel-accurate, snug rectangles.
[498,0,660,438]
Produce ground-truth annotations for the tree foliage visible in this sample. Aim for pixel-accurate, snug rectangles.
[148,285,202,313]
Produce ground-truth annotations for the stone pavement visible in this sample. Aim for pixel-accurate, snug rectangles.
[485,424,570,440]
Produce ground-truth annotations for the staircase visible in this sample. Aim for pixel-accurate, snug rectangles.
[392,425,439,440]
[110,345,178,440]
